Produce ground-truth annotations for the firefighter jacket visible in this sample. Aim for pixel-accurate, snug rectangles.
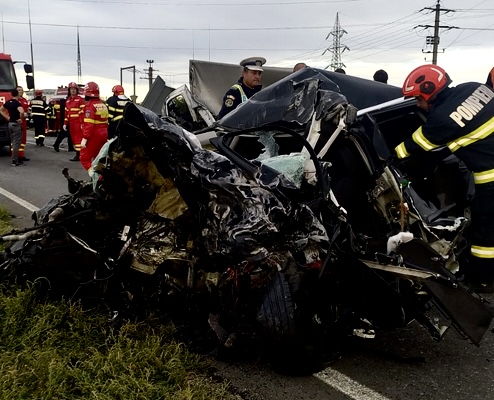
[53,102,61,118]
[80,98,109,171]
[30,96,49,119]
[395,83,494,185]
[18,97,29,113]
[82,98,109,139]
[64,95,84,126]
[47,103,56,120]
[106,94,130,138]
[18,96,29,135]
[218,77,262,119]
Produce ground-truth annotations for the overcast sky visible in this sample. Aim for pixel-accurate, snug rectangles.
[2,0,494,101]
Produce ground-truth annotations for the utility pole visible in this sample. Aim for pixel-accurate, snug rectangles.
[142,60,156,91]
[27,0,35,91]
[77,26,82,84]
[322,13,349,71]
[417,0,457,64]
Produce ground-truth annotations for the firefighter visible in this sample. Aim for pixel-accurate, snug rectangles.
[64,82,84,161]
[53,99,62,135]
[80,81,108,172]
[395,64,494,293]
[106,84,130,139]
[47,99,56,134]
[218,57,266,119]
[29,90,49,146]
[16,86,30,161]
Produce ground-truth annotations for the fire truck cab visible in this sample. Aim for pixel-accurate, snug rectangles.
[0,53,34,147]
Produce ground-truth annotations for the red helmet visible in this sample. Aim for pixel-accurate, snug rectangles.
[68,82,78,89]
[402,64,451,102]
[112,85,125,95]
[84,81,100,98]
[35,89,43,96]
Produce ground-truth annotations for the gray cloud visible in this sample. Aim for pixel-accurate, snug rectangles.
[3,0,494,100]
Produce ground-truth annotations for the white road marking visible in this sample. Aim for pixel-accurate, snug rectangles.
[314,369,391,400]
[0,187,39,213]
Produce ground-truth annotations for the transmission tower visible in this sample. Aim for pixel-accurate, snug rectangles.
[77,26,82,84]
[417,0,457,64]
[322,13,349,71]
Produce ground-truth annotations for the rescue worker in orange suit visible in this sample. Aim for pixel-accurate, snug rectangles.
[106,84,130,139]
[16,86,30,161]
[29,90,49,146]
[64,82,84,161]
[395,64,494,293]
[218,57,265,119]
[80,81,108,172]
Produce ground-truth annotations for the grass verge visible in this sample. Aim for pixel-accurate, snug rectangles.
[0,285,234,400]
[0,205,234,399]
[0,206,12,251]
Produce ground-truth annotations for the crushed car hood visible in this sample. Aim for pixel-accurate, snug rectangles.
[217,67,403,130]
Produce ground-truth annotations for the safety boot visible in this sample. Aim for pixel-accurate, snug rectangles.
[69,151,80,161]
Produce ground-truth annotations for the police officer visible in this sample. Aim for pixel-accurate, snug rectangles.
[106,84,130,139]
[218,57,266,119]
[29,90,49,146]
[395,64,494,293]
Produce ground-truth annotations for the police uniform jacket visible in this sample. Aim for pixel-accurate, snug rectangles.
[218,77,262,119]
[64,95,84,126]
[395,83,494,185]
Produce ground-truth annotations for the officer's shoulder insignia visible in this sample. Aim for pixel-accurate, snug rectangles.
[225,98,234,107]
[226,95,235,100]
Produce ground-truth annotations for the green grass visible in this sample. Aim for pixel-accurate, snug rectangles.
[0,205,234,399]
[0,207,12,251]
[0,285,234,400]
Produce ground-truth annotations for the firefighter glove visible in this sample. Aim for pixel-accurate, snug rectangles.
[63,124,67,131]
[81,138,87,149]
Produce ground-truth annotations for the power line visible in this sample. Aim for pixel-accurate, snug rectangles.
[60,0,361,5]
[3,20,334,31]
[4,39,319,52]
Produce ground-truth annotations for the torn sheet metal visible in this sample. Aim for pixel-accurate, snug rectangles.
[1,95,493,364]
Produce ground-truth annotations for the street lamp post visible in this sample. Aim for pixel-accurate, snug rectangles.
[120,65,136,102]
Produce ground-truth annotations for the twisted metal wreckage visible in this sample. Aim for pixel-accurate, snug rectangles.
[1,68,493,367]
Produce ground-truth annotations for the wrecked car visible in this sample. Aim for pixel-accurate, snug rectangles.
[0,68,493,369]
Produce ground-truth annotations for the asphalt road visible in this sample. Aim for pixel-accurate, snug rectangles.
[0,130,493,400]
[0,130,88,229]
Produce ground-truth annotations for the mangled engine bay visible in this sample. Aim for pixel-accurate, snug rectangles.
[1,73,493,366]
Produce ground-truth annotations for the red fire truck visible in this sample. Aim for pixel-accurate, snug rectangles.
[0,53,33,147]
